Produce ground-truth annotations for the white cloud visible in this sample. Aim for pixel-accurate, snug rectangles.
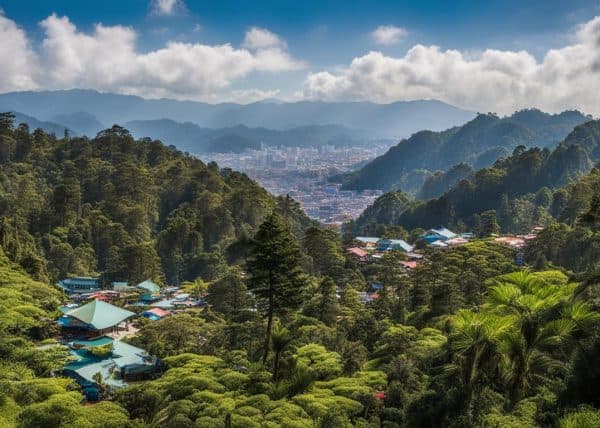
[243,27,286,50]
[151,0,185,16]
[0,13,302,101]
[372,25,407,45]
[0,13,37,92]
[304,16,600,115]
[223,88,281,104]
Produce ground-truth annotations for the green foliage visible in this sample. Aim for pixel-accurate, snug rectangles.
[341,110,589,193]
[295,344,343,380]
[247,212,309,362]
[0,117,311,284]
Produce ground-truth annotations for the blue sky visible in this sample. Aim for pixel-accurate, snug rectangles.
[1,0,599,114]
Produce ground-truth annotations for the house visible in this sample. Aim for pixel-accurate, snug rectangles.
[368,282,384,293]
[494,236,526,249]
[376,239,413,253]
[430,240,449,248]
[347,247,368,262]
[422,227,458,243]
[400,260,419,270]
[142,308,171,321]
[136,279,162,302]
[64,337,159,400]
[58,299,135,333]
[57,277,101,294]
[446,237,469,246]
[354,237,380,249]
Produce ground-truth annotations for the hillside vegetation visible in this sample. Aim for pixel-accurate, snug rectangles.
[0,113,311,285]
[339,109,590,193]
[353,120,600,237]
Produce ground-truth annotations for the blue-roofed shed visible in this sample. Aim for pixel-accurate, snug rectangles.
[57,277,101,294]
[376,239,413,252]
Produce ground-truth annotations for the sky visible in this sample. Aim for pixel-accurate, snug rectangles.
[1,0,600,114]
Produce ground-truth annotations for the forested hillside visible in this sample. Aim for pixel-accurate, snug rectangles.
[0,112,312,286]
[338,109,590,193]
[353,119,600,237]
[2,111,600,427]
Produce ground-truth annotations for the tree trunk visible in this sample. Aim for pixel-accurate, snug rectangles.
[273,350,281,383]
[262,275,275,364]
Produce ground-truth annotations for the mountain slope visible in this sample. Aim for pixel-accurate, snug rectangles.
[353,119,600,234]
[339,109,591,192]
[11,111,72,136]
[0,89,475,137]
[0,118,312,285]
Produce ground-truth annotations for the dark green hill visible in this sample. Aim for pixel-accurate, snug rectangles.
[0,113,312,285]
[353,119,600,235]
[339,109,590,193]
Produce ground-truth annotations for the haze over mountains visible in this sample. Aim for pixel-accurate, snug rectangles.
[0,89,475,149]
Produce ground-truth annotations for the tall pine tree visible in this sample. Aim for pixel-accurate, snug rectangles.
[247,212,307,363]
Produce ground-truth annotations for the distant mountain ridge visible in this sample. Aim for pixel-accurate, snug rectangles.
[337,109,592,193]
[124,120,368,153]
[0,89,475,138]
[11,111,73,136]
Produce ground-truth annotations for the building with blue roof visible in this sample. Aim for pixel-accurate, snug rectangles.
[64,336,160,400]
[57,277,101,294]
[422,226,458,243]
[376,239,413,253]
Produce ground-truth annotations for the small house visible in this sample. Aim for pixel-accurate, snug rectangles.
[354,237,380,249]
[57,277,101,294]
[136,279,162,302]
[422,227,457,243]
[376,239,413,253]
[347,247,368,262]
[142,307,171,321]
[368,282,384,293]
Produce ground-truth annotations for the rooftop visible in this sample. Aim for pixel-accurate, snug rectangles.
[62,299,135,330]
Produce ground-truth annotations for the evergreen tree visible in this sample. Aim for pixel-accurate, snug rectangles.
[479,210,500,237]
[318,277,339,326]
[246,212,308,363]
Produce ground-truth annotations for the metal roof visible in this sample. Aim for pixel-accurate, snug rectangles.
[64,299,135,330]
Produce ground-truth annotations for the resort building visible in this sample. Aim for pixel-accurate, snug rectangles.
[58,299,135,335]
[64,337,159,401]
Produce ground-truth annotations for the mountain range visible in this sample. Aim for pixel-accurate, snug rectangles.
[352,119,600,235]
[0,89,475,139]
[337,109,592,193]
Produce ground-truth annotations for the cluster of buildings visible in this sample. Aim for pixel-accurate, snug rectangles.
[55,276,206,400]
[492,226,544,249]
[205,144,388,225]
[347,226,474,265]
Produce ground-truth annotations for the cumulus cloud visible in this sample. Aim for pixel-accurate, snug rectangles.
[304,16,600,115]
[0,13,37,92]
[243,27,286,50]
[223,88,281,104]
[0,12,302,101]
[372,25,407,45]
[151,0,185,16]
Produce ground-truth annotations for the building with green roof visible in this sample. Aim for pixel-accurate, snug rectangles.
[136,279,161,302]
[58,299,135,331]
